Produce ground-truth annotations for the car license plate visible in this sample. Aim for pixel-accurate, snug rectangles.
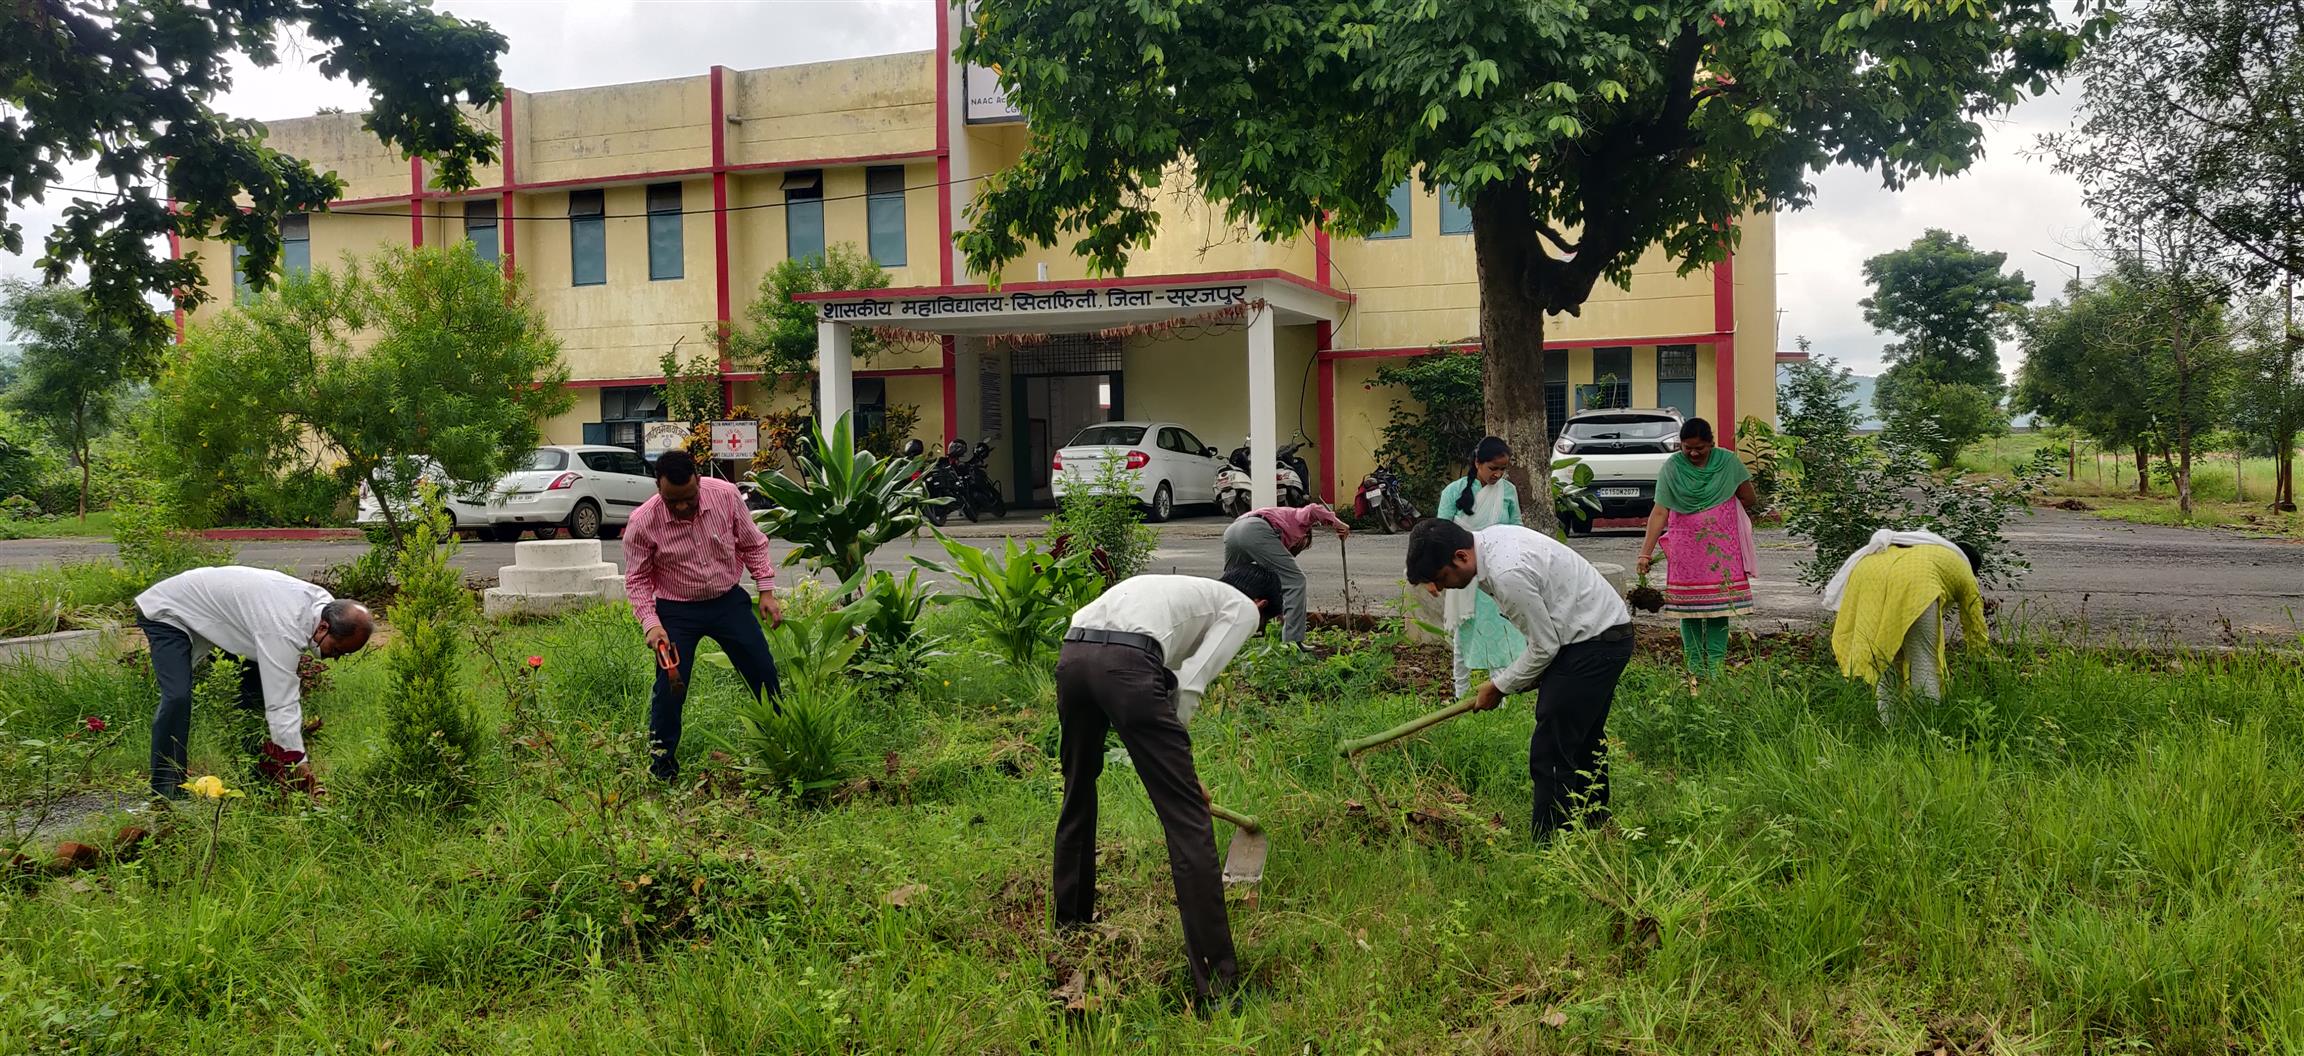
[508,493,539,504]
[1598,488,1639,499]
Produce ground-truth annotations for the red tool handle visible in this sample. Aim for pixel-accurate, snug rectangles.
[655,638,683,686]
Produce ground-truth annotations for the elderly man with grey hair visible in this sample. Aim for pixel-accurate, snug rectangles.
[135,566,374,799]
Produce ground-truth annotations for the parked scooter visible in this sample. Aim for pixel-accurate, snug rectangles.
[1216,438,1311,515]
[1352,463,1420,534]
[957,438,1006,518]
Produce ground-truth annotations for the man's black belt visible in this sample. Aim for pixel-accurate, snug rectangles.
[1591,623,1635,644]
[1063,628,1165,663]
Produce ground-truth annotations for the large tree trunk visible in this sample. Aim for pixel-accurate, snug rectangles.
[2278,283,2299,511]
[2134,444,2151,497]
[1470,189,1559,537]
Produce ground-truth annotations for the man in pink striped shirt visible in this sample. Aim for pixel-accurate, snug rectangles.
[623,450,784,781]
[1221,502,1349,644]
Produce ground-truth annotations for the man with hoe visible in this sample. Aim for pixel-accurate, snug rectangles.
[623,449,784,782]
[1052,564,1283,1009]
[138,566,374,800]
[1404,518,1634,842]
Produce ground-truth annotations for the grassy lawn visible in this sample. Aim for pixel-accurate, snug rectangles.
[1961,433,2304,538]
[6,602,2304,1052]
[0,511,118,540]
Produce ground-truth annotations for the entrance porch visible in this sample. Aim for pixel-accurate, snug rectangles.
[798,271,1352,511]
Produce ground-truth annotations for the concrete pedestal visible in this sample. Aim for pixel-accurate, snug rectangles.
[483,540,625,619]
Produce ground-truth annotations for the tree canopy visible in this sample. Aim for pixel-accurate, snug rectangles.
[151,244,570,539]
[726,244,898,398]
[0,280,160,517]
[2042,0,2304,508]
[1860,229,2032,462]
[958,0,2107,529]
[3,0,508,348]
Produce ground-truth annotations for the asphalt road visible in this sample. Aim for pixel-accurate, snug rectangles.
[6,508,2298,647]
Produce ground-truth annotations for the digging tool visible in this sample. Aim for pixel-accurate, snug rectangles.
[1338,528,1354,631]
[1336,696,1482,758]
[1208,802,1267,885]
[654,637,685,692]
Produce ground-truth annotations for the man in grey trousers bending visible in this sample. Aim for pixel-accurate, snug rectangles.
[137,566,373,799]
[1220,502,1348,644]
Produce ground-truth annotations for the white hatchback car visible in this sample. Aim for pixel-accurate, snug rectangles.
[1551,408,1683,529]
[1050,420,1226,523]
[489,445,662,540]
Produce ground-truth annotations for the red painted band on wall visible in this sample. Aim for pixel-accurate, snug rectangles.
[408,158,425,246]
[499,96,518,281]
[1712,240,1737,449]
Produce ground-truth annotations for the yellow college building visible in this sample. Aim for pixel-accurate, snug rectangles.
[178,7,1777,511]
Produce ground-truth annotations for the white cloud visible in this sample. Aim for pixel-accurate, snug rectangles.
[1778,89,2099,378]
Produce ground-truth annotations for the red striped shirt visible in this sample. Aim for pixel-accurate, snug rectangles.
[621,477,776,632]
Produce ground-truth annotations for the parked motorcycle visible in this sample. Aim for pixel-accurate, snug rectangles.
[1353,464,1420,534]
[1216,438,1311,515]
[957,438,1006,518]
[906,438,972,528]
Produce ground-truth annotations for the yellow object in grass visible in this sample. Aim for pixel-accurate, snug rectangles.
[186,775,243,799]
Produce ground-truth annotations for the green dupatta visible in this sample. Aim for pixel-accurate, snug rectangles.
[1654,448,1749,515]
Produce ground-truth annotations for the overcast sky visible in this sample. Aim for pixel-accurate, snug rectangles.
[4,0,2099,376]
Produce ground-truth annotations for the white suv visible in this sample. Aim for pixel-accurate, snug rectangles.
[1551,409,1682,528]
[489,445,661,540]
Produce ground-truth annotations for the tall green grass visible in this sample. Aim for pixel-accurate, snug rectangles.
[3,606,2301,1053]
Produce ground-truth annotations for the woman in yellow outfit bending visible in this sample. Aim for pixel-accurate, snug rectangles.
[1824,530,1988,724]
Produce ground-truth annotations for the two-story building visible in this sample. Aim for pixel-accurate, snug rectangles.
[178,6,1777,512]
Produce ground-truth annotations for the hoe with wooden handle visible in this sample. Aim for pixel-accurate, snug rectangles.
[1209,802,1267,885]
[1336,696,1482,758]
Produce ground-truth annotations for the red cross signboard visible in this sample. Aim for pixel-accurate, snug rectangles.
[710,420,759,459]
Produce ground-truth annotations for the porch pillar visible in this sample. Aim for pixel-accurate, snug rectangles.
[1247,308,1278,510]
[818,319,854,447]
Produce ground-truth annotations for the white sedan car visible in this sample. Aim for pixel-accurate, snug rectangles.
[1050,420,1226,523]
[354,459,506,538]
[1551,408,1682,529]
[488,445,662,540]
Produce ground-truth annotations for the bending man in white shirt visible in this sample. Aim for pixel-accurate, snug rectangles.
[136,566,374,800]
[1405,519,1633,842]
[1053,565,1282,1009]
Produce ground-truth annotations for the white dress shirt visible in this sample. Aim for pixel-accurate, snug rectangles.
[1474,525,1632,695]
[136,566,332,755]
[1068,574,1261,722]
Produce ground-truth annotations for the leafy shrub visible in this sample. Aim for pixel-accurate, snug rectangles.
[1550,455,1601,530]
[110,501,234,583]
[729,583,867,799]
[915,537,1101,666]
[752,412,937,586]
[366,490,485,809]
[854,569,948,688]
[317,537,399,607]
[1780,356,2047,587]
[1046,451,1156,585]
[1735,415,1784,505]
[1370,349,1484,506]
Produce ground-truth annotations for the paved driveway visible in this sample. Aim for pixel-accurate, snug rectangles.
[5,509,2297,647]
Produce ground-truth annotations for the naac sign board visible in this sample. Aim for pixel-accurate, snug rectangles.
[962,1,1022,124]
[710,421,760,460]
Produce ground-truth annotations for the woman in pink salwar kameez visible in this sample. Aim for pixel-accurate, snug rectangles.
[1634,418,1761,677]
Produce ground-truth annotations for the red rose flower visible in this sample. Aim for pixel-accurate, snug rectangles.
[525,655,544,669]
[83,716,106,733]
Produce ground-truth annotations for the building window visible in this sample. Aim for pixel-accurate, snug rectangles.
[1544,350,1569,441]
[646,183,683,281]
[785,170,825,262]
[569,189,606,286]
[1657,344,1698,420]
[854,378,888,441]
[230,245,250,300]
[281,214,311,276]
[866,166,907,267]
[1438,185,1473,235]
[597,385,667,454]
[1578,346,1633,411]
[1369,180,1413,240]
[464,200,499,264]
